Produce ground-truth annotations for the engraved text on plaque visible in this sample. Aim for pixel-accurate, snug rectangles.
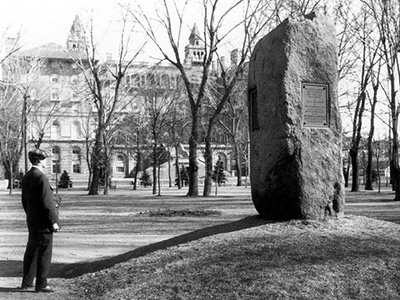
[302,83,328,127]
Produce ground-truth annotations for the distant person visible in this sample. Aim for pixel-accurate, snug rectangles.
[20,149,60,293]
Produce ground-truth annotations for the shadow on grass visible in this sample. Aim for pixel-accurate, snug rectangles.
[0,215,268,279]
[56,215,269,278]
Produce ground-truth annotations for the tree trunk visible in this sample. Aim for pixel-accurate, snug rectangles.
[376,148,381,193]
[234,142,242,186]
[175,143,181,189]
[350,148,359,192]
[187,114,199,197]
[133,157,140,190]
[152,144,157,195]
[87,171,92,191]
[365,83,379,190]
[214,169,218,196]
[88,132,102,195]
[8,168,13,196]
[133,135,141,190]
[157,163,161,196]
[103,171,109,195]
[392,139,400,200]
[393,165,400,201]
[89,162,100,195]
[85,136,93,192]
[343,152,350,188]
[365,150,373,190]
[390,75,400,199]
[167,150,172,187]
[203,138,213,197]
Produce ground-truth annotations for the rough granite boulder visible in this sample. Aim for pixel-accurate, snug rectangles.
[248,12,345,220]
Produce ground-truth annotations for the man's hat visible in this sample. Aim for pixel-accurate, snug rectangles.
[28,149,48,162]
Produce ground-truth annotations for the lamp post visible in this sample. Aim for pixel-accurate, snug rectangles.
[22,94,30,173]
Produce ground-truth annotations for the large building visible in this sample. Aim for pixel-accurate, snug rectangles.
[5,16,239,187]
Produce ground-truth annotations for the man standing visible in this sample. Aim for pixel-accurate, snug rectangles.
[20,149,60,293]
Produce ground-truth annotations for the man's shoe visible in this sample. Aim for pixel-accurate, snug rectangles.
[20,284,34,290]
[36,286,54,293]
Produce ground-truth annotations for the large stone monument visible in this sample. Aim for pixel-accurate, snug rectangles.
[248,12,344,220]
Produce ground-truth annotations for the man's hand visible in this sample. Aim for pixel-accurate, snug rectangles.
[52,223,60,232]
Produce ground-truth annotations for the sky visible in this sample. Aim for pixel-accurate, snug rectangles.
[1,0,247,63]
[0,0,206,62]
[1,0,119,48]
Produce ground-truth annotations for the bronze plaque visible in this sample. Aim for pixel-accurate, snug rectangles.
[302,83,328,127]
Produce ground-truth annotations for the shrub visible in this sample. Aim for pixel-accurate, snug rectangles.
[140,170,152,187]
[58,170,71,188]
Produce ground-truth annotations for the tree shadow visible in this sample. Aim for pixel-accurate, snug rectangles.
[0,215,269,279]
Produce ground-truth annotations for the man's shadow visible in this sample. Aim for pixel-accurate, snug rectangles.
[0,215,269,281]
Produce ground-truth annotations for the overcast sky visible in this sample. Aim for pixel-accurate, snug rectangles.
[1,0,124,48]
[1,0,207,62]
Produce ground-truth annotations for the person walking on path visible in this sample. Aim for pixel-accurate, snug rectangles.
[20,149,60,293]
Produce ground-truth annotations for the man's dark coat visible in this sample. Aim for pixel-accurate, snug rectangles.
[21,167,59,233]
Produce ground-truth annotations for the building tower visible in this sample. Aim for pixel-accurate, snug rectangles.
[67,15,85,51]
[184,24,205,66]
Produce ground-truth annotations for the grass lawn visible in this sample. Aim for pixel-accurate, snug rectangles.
[70,215,400,300]
[1,186,400,299]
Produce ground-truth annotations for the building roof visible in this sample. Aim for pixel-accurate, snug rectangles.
[189,23,200,42]
[19,43,84,60]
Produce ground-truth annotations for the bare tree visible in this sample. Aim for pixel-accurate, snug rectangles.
[0,84,22,194]
[117,107,150,190]
[0,48,48,192]
[341,4,380,192]
[216,65,248,186]
[168,97,190,190]
[127,0,283,196]
[71,11,144,195]
[142,77,176,195]
[365,58,382,190]
[0,33,22,64]
[278,0,327,20]
[364,0,400,199]
[202,2,280,196]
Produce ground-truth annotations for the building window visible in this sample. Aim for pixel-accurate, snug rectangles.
[72,146,81,173]
[71,121,82,139]
[161,74,170,88]
[51,121,61,139]
[52,147,60,155]
[71,91,79,101]
[72,147,81,156]
[51,74,59,83]
[116,166,124,173]
[30,89,37,101]
[51,88,59,101]
[132,74,140,86]
[52,161,61,173]
[73,164,81,173]
[146,73,156,86]
[52,146,61,174]
[71,75,78,84]
[116,154,125,162]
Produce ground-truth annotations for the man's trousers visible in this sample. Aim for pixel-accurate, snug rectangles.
[22,232,53,290]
